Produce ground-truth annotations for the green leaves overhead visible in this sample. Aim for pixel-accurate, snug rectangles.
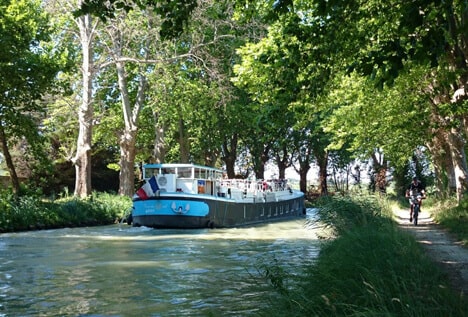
[76,0,197,39]
[0,0,64,129]
[0,0,68,193]
[324,69,431,166]
[2,0,466,195]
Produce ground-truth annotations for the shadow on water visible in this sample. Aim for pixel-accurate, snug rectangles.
[0,209,320,316]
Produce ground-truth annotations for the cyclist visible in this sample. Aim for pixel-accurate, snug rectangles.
[405,177,426,222]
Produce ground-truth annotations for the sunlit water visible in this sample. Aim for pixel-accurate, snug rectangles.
[0,210,320,316]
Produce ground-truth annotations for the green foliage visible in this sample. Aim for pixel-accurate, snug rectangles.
[313,195,388,236]
[6,0,465,201]
[324,68,431,166]
[0,190,131,233]
[0,0,66,120]
[0,0,70,194]
[260,196,467,316]
[232,0,466,199]
[75,0,197,39]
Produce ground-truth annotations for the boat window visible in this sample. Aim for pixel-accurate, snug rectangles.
[162,167,176,175]
[144,168,159,178]
[178,167,192,178]
[195,168,206,179]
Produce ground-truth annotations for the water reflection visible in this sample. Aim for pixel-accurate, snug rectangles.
[0,210,320,316]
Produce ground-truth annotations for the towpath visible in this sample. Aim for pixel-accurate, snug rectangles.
[393,208,468,295]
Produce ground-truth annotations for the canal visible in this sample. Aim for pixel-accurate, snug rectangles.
[0,210,320,316]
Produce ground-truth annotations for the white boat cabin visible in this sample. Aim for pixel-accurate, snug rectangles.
[143,163,223,196]
[142,163,292,202]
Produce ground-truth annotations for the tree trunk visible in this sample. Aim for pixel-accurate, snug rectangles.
[277,160,286,179]
[0,124,20,195]
[223,154,236,178]
[252,144,269,180]
[152,111,166,163]
[427,130,455,198]
[177,108,190,163]
[221,134,238,178]
[293,140,313,193]
[119,129,137,196]
[115,58,147,196]
[298,162,310,194]
[73,12,95,198]
[370,151,388,194]
[376,166,387,194]
[316,151,329,196]
[299,165,310,193]
[255,150,269,180]
[447,124,468,203]
[275,145,291,180]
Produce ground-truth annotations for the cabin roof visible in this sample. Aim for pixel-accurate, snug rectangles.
[143,163,223,173]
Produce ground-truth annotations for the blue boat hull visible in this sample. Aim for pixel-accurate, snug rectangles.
[132,194,305,229]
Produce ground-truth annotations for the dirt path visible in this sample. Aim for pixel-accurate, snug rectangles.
[393,208,468,295]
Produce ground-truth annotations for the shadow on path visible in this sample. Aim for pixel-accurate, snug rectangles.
[393,208,468,295]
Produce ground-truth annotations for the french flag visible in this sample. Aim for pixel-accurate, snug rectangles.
[135,176,159,200]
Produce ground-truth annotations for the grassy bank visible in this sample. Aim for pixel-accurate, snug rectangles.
[261,195,467,316]
[431,198,468,246]
[0,191,131,233]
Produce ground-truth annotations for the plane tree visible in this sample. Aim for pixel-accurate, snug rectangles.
[71,0,236,195]
[324,70,429,193]
[92,0,264,194]
[39,0,198,197]
[309,0,468,200]
[42,0,107,198]
[233,0,468,201]
[218,89,255,178]
[0,0,67,195]
[136,0,261,169]
[325,0,468,200]
[78,0,468,201]
[232,5,337,192]
[324,65,457,196]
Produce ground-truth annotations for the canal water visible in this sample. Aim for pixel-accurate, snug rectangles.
[0,210,320,316]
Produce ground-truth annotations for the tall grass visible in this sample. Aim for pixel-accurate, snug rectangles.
[260,195,467,316]
[431,198,468,246]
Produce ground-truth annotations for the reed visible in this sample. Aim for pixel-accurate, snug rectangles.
[260,195,467,316]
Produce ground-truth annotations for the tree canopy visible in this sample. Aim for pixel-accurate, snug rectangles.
[1,0,467,203]
[0,0,68,194]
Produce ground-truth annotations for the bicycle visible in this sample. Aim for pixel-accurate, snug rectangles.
[409,192,423,226]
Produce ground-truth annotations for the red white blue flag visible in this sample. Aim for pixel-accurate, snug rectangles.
[135,176,159,200]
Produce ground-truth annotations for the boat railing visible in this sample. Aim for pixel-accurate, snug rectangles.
[220,179,290,193]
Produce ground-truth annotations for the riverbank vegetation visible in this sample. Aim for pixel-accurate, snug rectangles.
[262,196,467,317]
[0,189,131,233]
[431,199,468,247]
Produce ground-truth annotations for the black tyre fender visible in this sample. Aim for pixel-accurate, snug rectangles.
[126,214,133,225]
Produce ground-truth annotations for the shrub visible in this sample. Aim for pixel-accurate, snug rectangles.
[0,190,132,233]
